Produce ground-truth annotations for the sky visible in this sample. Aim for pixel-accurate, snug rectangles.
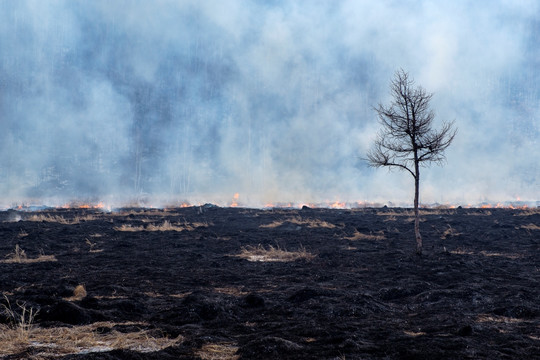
[0,0,538,208]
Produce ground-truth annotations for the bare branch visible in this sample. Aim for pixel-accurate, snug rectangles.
[368,70,456,175]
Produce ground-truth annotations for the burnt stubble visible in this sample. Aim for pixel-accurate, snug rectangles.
[0,206,538,359]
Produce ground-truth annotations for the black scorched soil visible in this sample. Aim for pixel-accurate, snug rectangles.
[0,206,538,359]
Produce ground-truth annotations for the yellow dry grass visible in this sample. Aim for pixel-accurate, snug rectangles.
[146,220,187,231]
[25,214,97,224]
[449,248,474,255]
[236,244,315,262]
[196,342,239,360]
[449,249,523,259]
[114,220,209,232]
[466,210,492,216]
[479,251,523,259]
[476,314,527,324]
[377,209,448,217]
[113,224,145,232]
[1,296,38,345]
[0,321,183,357]
[440,225,461,240]
[1,245,57,264]
[213,287,249,297]
[64,285,87,301]
[403,330,426,337]
[345,230,385,241]
[260,217,336,229]
[85,238,103,253]
[521,223,540,230]
[515,208,540,216]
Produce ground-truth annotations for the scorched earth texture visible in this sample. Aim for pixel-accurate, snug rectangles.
[0,206,538,359]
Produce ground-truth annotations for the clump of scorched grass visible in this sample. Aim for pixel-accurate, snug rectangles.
[345,230,385,241]
[236,244,315,262]
[1,245,56,264]
[260,217,336,229]
[114,220,210,232]
[0,320,183,357]
[0,295,39,352]
[25,213,97,224]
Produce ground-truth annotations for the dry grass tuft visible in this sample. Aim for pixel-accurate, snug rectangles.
[260,216,336,229]
[73,284,87,299]
[440,225,461,240]
[6,244,26,262]
[479,251,523,259]
[405,217,427,223]
[0,321,183,357]
[213,287,249,297]
[236,244,315,262]
[466,211,492,216]
[449,248,474,255]
[515,208,540,216]
[449,249,523,259]
[85,238,103,253]
[345,230,385,241]
[476,313,527,324]
[196,342,239,360]
[1,245,57,264]
[377,210,412,217]
[403,330,426,337]
[115,220,209,232]
[1,295,38,346]
[521,223,540,231]
[146,220,188,231]
[64,285,87,302]
[25,214,97,224]
[113,224,145,232]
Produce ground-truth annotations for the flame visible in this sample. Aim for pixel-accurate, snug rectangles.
[230,193,240,207]
[59,202,106,210]
[329,201,346,209]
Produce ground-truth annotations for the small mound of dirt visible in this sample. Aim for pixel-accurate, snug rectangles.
[242,293,265,308]
[40,300,92,325]
[182,292,227,321]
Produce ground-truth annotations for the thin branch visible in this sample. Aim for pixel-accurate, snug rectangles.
[366,69,456,176]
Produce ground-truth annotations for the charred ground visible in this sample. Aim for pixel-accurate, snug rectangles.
[0,206,538,359]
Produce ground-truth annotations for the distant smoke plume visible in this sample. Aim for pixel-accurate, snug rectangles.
[0,1,538,207]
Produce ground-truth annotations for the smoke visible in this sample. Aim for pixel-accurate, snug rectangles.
[0,0,538,207]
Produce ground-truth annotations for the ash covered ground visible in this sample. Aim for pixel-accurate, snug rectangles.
[0,206,538,359]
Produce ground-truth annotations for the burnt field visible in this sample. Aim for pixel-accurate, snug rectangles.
[0,206,538,359]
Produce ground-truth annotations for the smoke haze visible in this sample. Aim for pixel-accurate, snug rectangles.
[0,0,538,207]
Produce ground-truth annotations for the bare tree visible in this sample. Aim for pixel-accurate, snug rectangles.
[367,69,457,254]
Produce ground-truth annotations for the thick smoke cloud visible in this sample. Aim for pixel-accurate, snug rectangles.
[0,0,538,207]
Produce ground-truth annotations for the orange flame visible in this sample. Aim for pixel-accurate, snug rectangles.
[230,193,240,207]
[329,201,346,209]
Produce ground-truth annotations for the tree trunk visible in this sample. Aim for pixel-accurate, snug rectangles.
[414,169,422,255]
